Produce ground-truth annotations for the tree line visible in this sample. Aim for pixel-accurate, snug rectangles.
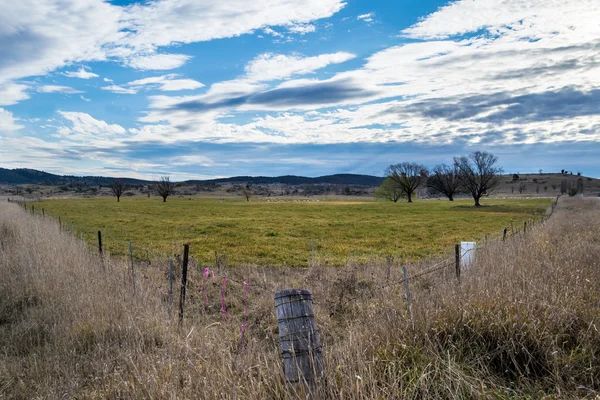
[376,151,503,207]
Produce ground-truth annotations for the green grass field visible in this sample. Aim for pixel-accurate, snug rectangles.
[35,197,551,266]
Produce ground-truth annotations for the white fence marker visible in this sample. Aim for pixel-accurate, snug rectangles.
[461,242,476,269]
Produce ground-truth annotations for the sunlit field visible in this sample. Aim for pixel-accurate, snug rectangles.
[36,197,551,266]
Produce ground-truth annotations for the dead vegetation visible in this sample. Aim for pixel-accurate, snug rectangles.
[0,197,599,399]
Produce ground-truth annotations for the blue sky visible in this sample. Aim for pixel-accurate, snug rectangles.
[1,0,599,179]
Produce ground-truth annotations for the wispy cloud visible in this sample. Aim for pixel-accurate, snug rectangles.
[63,67,99,79]
[37,85,83,94]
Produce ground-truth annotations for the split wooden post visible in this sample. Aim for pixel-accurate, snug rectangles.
[168,259,174,319]
[523,221,527,234]
[97,230,103,256]
[403,266,413,323]
[503,227,508,241]
[178,244,190,329]
[130,241,136,295]
[454,244,461,283]
[274,289,323,389]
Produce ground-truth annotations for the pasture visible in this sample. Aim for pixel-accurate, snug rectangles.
[36,197,552,266]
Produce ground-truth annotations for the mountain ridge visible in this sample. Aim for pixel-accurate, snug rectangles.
[0,168,385,186]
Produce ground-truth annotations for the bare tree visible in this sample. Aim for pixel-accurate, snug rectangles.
[427,163,461,201]
[241,185,251,202]
[109,179,125,202]
[374,177,405,202]
[155,176,176,202]
[385,162,429,203]
[454,151,504,207]
[519,183,527,194]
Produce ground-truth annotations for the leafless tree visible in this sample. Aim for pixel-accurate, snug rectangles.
[374,177,405,202]
[454,151,504,207]
[155,176,176,202]
[385,162,429,203]
[109,179,125,202]
[241,185,251,202]
[427,163,461,201]
[519,183,527,194]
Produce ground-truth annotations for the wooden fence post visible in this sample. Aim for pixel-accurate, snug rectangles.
[274,289,323,389]
[503,227,507,241]
[58,216,61,230]
[42,208,45,218]
[97,230,103,256]
[455,244,461,283]
[31,205,34,215]
[523,221,527,234]
[168,259,174,319]
[403,266,413,323]
[130,241,136,295]
[178,244,190,329]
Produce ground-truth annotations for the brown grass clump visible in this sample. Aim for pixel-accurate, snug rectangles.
[0,197,599,399]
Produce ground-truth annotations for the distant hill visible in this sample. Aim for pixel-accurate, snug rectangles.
[0,168,151,186]
[0,168,385,187]
[187,174,385,186]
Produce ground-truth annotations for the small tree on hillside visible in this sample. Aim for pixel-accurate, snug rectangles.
[454,151,503,207]
[427,163,461,201]
[110,179,125,202]
[385,162,429,203]
[374,177,405,202]
[155,176,176,202]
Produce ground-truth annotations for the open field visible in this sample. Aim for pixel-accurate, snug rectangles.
[1,196,599,399]
[35,197,552,266]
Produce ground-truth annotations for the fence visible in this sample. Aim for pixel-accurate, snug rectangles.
[5,194,561,391]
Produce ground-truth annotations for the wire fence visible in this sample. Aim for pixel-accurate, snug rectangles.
[6,195,560,334]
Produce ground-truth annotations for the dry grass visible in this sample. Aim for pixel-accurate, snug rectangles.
[1,197,599,399]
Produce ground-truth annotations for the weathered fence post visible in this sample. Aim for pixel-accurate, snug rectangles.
[31,205,34,215]
[97,230,103,256]
[178,244,190,329]
[455,244,461,283]
[42,208,45,218]
[503,227,507,241]
[403,266,413,324]
[274,289,323,390]
[168,259,174,319]
[523,221,527,234]
[130,240,136,295]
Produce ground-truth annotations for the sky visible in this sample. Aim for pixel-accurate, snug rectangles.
[0,0,599,180]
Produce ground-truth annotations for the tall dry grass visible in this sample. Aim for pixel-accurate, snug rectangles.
[0,197,599,399]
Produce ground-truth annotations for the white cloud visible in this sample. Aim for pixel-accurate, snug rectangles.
[103,77,114,83]
[101,85,138,95]
[57,111,127,140]
[357,12,374,23]
[0,0,346,105]
[125,54,192,70]
[102,74,204,95]
[287,24,316,35]
[244,52,356,81]
[402,0,600,40]
[263,27,284,38]
[0,108,23,132]
[128,74,204,91]
[80,95,91,102]
[37,85,83,94]
[63,67,99,79]
[0,82,30,106]
[122,0,346,49]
